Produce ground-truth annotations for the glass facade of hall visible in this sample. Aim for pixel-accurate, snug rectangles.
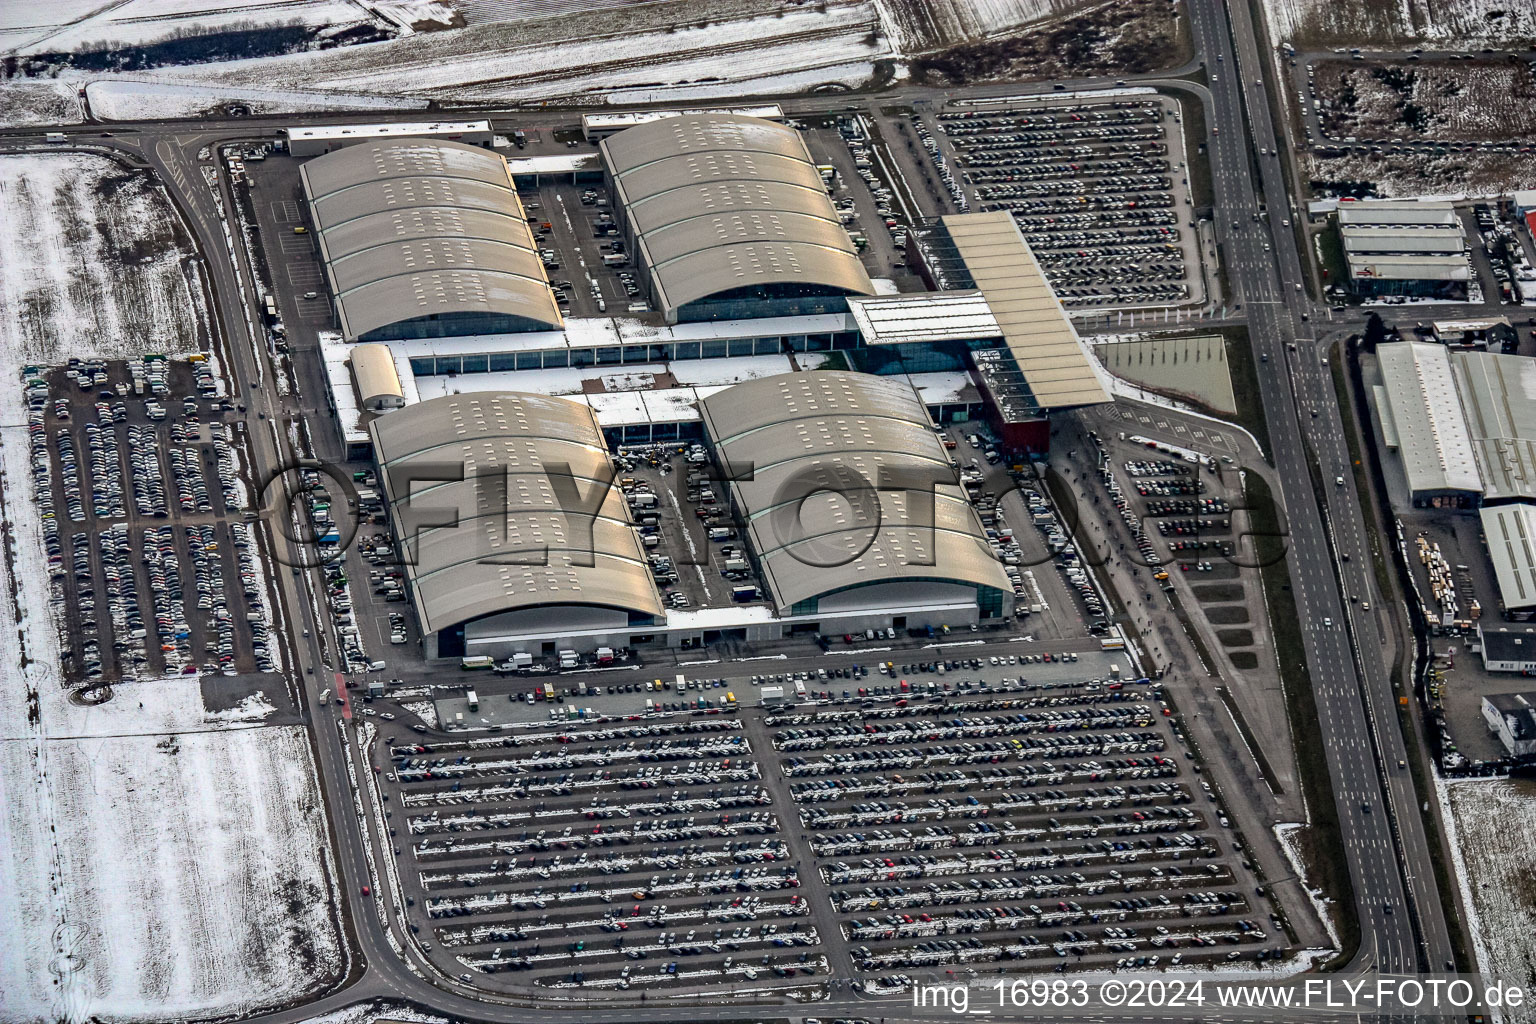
[408,330,863,377]
[359,311,553,343]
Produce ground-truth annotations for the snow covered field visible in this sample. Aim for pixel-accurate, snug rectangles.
[0,153,209,365]
[0,152,342,1022]
[875,0,1092,51]
[1443,777,1536,1019]
[1304,147,1536,200]
[85,79,427,121]
[5,0,371,55]
[151,0,889,104]
[1262,0,1536,48]
[0,80,83,128]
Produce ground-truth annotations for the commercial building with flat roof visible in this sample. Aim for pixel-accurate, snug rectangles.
[1433,317,1516,351]
[1479,626,1536,674]
[1481,690,1536,755]
[1375,342,1483,506]
[699,371,1013,622]
[300,139,562,343]
[285,120,493,157]
[1453,350,1536,504]
[1481,504,1536,615]
[369,393,663,659]
[601,114,874,325]
[1337,200,1469,299]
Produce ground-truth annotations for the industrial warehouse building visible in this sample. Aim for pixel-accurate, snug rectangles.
[699,371,1014,622]
[294,115,1118,658]
[296,114,1109,459]
[373,376,1014,659]
[1480,504,1536,616]
[1375,342,1536,618]
[1374,342,1483,507]
[369,393,664,659]
[1480,691,1536,755]
[300,139,562,343]
[600,113,876,324]
[1450,350,1536,505]
[1337,200,1469,299]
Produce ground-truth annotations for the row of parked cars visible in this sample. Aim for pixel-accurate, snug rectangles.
[30,360,266,682]
[936,101,1192,309]
[763,684,1278,980]
[382,716,825,991]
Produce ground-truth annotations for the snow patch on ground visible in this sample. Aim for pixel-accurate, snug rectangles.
[0,151,342,1022]
[94,0,889,105]
[1262,0,1536,47]
[875,0,1090,51]
[399,700,439,729]
[297,1000,448,1024]
[11,0,369,55]
[85,79,427,120]
[207,689,280,724]
[0,153,209,367]
[0,728,341,1020]
[0,80,83,128]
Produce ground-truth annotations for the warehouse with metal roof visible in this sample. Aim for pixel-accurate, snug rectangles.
[699,371,1012,622]
[1337,199,1469,299]
[601,114,875,324]
[1375,342,1483,506]
[1453,350,1536,504]
[1480,504,1536,614]
[369,393,662,658]
[300,139,563,343]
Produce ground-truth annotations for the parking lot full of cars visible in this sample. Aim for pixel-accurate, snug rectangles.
[25,357,276,683]
[936,99,1196,309]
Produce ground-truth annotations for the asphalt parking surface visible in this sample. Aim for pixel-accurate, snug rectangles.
[934,97,1201,310]
[27,357,276,684]
[371,673,1284,996]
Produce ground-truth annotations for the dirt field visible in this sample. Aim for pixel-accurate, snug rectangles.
[1443,778,1536,1007]
[876,0,1091,52]
[1314,59,1536,142]
[1265,0,1536,48]
[1305,147,1536,199]
[909,0,1187,84]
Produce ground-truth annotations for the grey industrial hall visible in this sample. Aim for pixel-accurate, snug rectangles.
[368,393,663,659]
[600,113,875,324]
[300,139,563,343]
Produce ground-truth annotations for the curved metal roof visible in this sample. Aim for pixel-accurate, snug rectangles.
[300,139,515,196]
[600,114,873,319]
[369,394,663,634]
[624,181,843,235]
[301,140,561,340]
[603,114,812,170]
[328,237,551,295]
[699,372,1011,613]
[309,177,521,226]
[612,150,828,201]
[349,343,402,407]
[317,206,531,262]
[639,207,857,266]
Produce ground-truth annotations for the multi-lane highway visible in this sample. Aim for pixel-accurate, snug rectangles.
[1183,0,1456,978]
